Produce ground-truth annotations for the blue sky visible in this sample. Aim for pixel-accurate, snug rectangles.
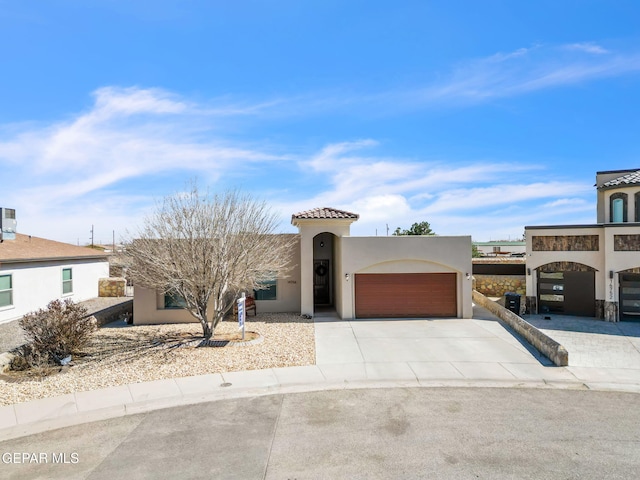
[1,1,639,244]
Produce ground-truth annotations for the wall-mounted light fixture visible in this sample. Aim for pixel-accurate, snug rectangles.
[345,273,350,281]
[527,268,531,276]
[609,270,614,279]
[465,273,471,280]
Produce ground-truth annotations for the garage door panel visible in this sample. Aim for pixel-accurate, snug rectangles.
[355,273,457,318]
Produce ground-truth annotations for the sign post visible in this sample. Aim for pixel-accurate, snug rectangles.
[237,293,246,340]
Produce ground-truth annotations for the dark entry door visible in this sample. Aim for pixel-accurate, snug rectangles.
[538,271,595,316]
[314,260,331,305]
[564,271,595,317]
[620,274,640,321]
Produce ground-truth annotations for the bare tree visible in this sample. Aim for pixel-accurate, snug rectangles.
[125,185,296,339]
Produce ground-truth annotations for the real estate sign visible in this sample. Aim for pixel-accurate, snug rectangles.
[237,294,246,340]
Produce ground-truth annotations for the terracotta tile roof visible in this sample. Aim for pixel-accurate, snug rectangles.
[292,207,360,221]
[0,233,109,263]
[601,170,640,188]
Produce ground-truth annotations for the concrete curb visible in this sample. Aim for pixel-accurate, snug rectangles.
[473,290,569,366]
[2,362,640,442]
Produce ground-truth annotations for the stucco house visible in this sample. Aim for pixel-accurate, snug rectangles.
[0,208,110,324]
[525,168,640,321]
[133,207,473,323]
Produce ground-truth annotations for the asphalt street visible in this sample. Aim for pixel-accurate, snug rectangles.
[2,387,640,480]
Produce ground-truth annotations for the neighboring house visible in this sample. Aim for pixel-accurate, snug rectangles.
[473,241,526,257]
[0,209,110,324]
[134,207,473,323]
[525,168,640,321]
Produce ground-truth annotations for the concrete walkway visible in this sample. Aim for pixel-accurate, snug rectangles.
[1,305,640,442]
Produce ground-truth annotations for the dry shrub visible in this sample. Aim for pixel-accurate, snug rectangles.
[18,299,96,367]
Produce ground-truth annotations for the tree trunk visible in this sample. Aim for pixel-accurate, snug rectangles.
[197,305,213,339]
[202,321,213,339]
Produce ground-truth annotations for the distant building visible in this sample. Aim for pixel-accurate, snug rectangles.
[473,241,526,257]
[0,209,110,324]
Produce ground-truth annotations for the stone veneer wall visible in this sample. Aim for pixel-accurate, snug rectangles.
[473,290,568,367]
[532,235,599,251]
[473,274,525,297]
[614,234,640,251]
[99,278,126,297]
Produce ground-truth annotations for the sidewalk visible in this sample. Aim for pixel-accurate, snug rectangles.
[2,306,640,441]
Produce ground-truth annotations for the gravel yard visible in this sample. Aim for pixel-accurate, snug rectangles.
[0,313,315,406]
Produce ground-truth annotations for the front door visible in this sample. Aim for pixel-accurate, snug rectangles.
[620,274,640,321]
[538,271,595,316]
[314,260,331,305]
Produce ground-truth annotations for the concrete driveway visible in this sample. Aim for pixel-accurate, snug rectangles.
[313,305,560,382]
[524,313,640,369]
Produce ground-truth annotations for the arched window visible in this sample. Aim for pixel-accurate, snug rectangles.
[610,192,628,223]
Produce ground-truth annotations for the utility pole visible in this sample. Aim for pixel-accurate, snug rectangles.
[90,225,94,248]
[113,230,115,253]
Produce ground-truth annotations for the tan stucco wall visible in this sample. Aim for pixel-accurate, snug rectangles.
[294,219,354,317]
[525,224,640,306]
[599,186,640,223]
[526,227,605,301]
[603,225,640,305]
[339,235,473,319]
[134,285,201,324]
[133,236,302,324]
[255,237,301,313]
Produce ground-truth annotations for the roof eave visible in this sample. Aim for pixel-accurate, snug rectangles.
[0,254,110,264]
[291,216,359,227]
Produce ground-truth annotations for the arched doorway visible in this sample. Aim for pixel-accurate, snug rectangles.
[537,262,596,316]
[313,233,336,308]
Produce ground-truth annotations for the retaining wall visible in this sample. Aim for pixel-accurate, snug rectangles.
[473,290,568,367]
[99,278,126,297]
[473,274,525,297]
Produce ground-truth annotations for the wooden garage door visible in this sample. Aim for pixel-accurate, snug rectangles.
[355,273,457,318]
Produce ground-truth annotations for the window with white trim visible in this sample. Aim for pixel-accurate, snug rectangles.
[0,274,12,307]
[62,268,73,295]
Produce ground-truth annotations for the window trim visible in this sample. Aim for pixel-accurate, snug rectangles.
[610,192,628,223]
[62,267,73,296]
[0,273,13,309]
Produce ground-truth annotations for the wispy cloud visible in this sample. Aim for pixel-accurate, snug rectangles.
[287,140,594,238]
[0,93,597,242]
[407,42,640,105]
[0,86,284,192]
[563,42,609,55]
[0,86,290,241]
